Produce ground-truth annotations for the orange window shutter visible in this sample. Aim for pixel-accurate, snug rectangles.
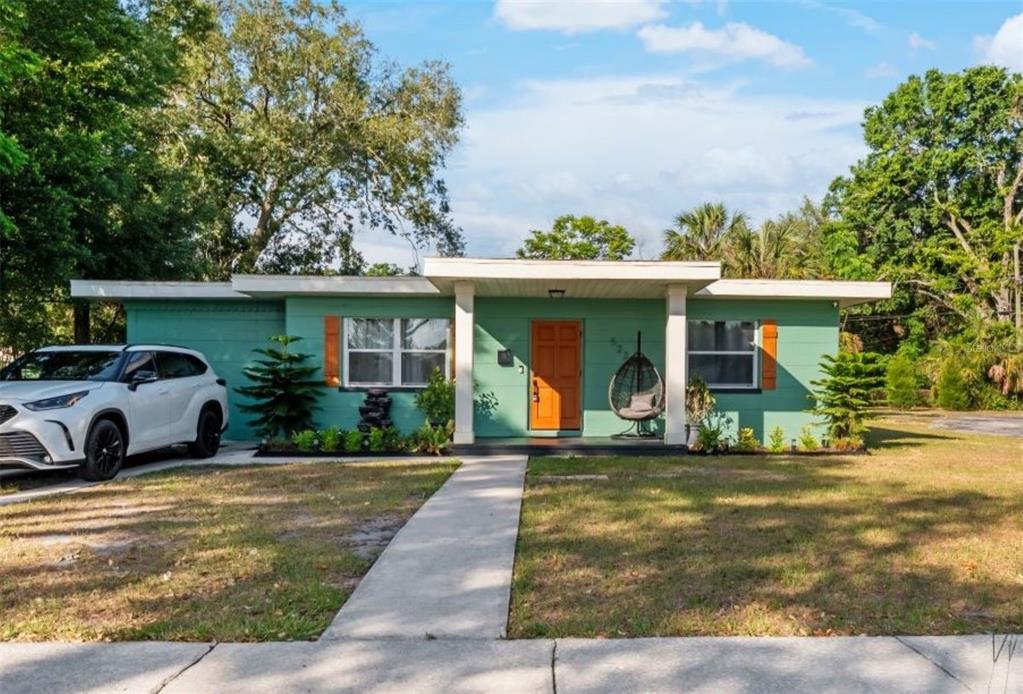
[324,316,341,386]
[761,320,778,390]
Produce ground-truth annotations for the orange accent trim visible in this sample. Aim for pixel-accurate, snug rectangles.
[761,320,778,390]
[324,315,340,387]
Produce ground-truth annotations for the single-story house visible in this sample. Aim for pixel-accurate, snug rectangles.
[70,258,891,445]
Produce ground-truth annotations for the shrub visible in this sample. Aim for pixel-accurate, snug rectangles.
[367,426,385,453]
[693,412,732,454]
[382,425,405,452]
[885,354,918,409]
[413,421,454,456]
[236,335,322,439]
[414,368,455,426]
[734,427,759,452]
[799,425,819,452]
[810,351,884,439]
[767,426,786,453]
[832,435,864,451]
[291,429,317,452]
[936,363,973,410]
[685,377,715,427]
[319,426,343,453]
[343,429,364,453]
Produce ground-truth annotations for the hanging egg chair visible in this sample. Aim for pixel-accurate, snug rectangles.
[608,331,664,438]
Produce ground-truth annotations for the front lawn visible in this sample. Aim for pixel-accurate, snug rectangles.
[510,418,1022,637]
[0,460,457,641]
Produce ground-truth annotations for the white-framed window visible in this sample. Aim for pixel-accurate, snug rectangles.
[687,320,759,389]
[343,317,450,387]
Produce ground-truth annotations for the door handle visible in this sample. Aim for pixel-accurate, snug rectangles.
[532,379,540,403]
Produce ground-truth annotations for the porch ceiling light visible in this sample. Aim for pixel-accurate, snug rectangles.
[548,288,566,299]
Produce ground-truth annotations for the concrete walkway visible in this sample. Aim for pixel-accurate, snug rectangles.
[321,454,528,640]
[931,413,1023,438]
[2,635,1018,693]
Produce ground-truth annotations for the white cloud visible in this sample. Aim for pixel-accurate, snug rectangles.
[493,0,666,34]
[796,0,881,34]
[638,22,812,68]
[907,31,936,51]
[973,14,1023,72]
[865,61,897,79]
[446,73,866,257]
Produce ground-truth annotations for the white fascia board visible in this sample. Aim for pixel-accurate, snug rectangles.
[70,280,245,301]
[230,274,442,296]
[696,279,892,307]
[422,257,722,282]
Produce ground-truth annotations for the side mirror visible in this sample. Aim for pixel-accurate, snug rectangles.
[127,372,158,392]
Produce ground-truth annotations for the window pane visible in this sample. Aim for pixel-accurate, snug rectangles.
[402,318,449,350]
[688,320,755,351]
[156,351,203,378]
[348,352,393,384]
[689,354,754,386]
[122,352,158,382]
[348,319,393,350]
[402,352,446,385]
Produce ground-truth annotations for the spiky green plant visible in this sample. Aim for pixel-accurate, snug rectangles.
[236,336,322,439]
[810,351,884,439]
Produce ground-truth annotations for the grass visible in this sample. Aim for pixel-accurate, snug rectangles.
[510,417,1023,638]
[0,459,458,641]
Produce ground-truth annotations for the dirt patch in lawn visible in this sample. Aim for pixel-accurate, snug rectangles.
[0,460,457,642]
[511,418,1023,638]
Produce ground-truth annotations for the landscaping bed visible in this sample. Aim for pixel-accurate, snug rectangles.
[0,459,458,641]
[510,417,1023,638]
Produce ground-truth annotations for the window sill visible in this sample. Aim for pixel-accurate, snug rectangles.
[709,387,762,395]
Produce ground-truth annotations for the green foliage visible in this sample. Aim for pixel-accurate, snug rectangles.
[367,427,385,453]
[685,377,715,426]
[734,427,760,453]
[693,412,732,454]
[343,429,364,454]
[767,426,786,453]
[885,354,919,409]
[517,214,635,260]
[291,429,317,452]
[414,368,455,425]
[828,67,1023,342]
[832,435,864,451]
[413,421,454,456]
[382,425,405,452]
[662,202,748,262]
[811,351,885,439]
[365,263,405,277]
[799,425,819,452]
[319,426,342,453]
[236,336,322,439]
[936,363,973,410]
[162,0,464,276]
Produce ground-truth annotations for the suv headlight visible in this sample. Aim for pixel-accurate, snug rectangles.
[24,390,89,411]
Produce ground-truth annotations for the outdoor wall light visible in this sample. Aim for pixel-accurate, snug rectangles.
[548,289,566,299]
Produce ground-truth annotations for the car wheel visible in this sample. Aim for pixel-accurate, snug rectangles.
[80,419,126,481]
[188,408,221,459]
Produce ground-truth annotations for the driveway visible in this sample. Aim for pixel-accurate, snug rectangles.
[930,413,1023,438]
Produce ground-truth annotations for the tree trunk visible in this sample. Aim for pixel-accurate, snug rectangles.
[73,301,91,344]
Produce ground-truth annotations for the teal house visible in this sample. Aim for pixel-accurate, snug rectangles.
[71,258,890,445]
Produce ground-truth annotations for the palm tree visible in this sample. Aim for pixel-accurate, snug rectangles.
[725,215,804,279]
[661,203,748,261]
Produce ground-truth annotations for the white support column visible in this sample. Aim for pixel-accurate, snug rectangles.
[453,281,475,445]
[664,284,688,445]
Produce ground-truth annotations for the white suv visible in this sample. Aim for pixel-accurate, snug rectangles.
[0,345,229,480]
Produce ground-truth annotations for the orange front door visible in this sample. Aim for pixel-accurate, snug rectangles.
[530,320,581,430]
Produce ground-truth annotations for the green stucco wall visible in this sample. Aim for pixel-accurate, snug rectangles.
[125,300,285,440]
[123,294,838,443]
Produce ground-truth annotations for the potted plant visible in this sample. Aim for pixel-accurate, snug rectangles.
[414,367,455,427]
[685,377,715,446]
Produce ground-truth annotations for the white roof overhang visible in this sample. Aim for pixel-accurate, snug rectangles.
[695,279,892,308]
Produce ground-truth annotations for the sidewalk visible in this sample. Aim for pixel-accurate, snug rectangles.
[1,634,1017,693]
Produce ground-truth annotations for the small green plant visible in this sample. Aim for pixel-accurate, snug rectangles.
[767,426,786,453]
[414,368,455,426]
[693,412,732,454]
[382,425,405,452]
[236,335,323,439]
[685,377,716,427]
[367,426,385,453]
[291,429,317,452]
[810,351,885,440]
[734,427,759,453]
[832,435,864,451]
[799,425,819,452]
[885,353,919,409]
[936,362,973,410]
[319,426,342,453]
[413,421,454,455]
[344,429,364,454]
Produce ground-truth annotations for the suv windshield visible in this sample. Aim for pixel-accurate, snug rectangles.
[0,350,123,382]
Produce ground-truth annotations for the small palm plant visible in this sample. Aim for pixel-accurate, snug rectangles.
[236,335,322,440]
[810,351,884,440]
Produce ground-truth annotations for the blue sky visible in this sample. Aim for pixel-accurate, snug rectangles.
[343,0,1023,266]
